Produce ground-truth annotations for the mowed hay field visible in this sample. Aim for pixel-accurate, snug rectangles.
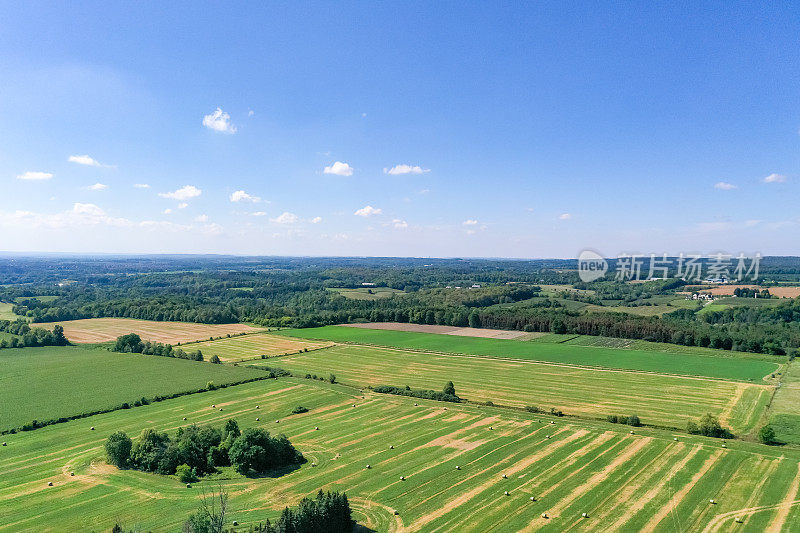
[187,332,334,362]
[2,378,799,532]
[33,317,263,344]
[276,326,779,382]
[0,345,265,430]
[261,345,770,433]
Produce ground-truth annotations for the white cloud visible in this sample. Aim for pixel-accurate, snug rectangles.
[251,211,267,217]
[177,203,188,209]
[158,185,202,200]
[384,164,430,175]
[202,107,237,134]
[68,155,102,167]
[271,212,299,224]
[462,219,478,226]
[763,173,787,183]
[558,213,572,220]
[714,181,737,190]
[195,214,209,222]
[392,218,409,229]
[230,190,261,203]
[86,182,107,191]
[354,205,382,217]
[248,109,254,117]
[16,171,53,181]
[164,208,173,215]
[361,112,367,117]
[73,203,105,216]
[134,183,150,189]
[310,216,322,224]
[324,161,354,176]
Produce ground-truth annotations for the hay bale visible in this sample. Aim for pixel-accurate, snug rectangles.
[502,474,508,479]
[311,462,317,467]
[183,417,187,421]
[400,476,405,481]
[455,465,461,470]
[735,517,743,523]
[550,421,555,424]
[582,512,588,518]
[2,442,6,446]
[366,464,371,469]
[394,510,399,516]
[545,435,551,439]
[186,483,192,488]
[541,513,548,519]
[673,437,678,441]
[70,472,75,476]
[390,445,394,449]
[721,443,727,448]
[90,427,95,431]
[219,408,223,411]
[48,481,53,486]
[630,430,635,434]
[353,404,356,407]
[232,521,238,526]
[489,426,493,430]
[504,491,510,496]
[256,405,259,409]
[709,499,716,504]
[529,496,536,501]
[212,405,216,408]
[414,403,418,406]
[255,417,260,421]
[315,426,319,430]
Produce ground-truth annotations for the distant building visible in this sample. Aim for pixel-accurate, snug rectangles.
[361,282,376,286]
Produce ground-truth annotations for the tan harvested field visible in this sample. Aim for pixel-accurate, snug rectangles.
[343,322,540,340]
[34,318,263,344]
[687,284,800,298]
[188,332,334,362]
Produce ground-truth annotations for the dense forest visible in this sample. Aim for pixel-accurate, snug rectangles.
[1,255,800,356]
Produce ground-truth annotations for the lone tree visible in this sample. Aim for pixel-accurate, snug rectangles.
[758,425,778,445]
[105,431,133,468]
[443,381,456,396]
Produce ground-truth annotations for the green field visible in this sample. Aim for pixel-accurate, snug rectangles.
[275,326,779,382]
[328,287,406,300]
[0,302,20,321]
[257,344,769,433]
[1,377,799,532]
[0,345,266,430]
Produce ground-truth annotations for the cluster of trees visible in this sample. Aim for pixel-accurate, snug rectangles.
[112,333,203,361]
[0,319,68,349]
[733,287,772,298]
[105,420,304,479]
[262,490,352,533]
[686,414,732,439]
[373,381,462,403]
[606,414,641,427]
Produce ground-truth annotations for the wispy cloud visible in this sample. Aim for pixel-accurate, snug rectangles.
[195,214,209,223]
[158,185,202,200]
[86,182,108,191]
[202,107,237,134]
[462,219,478,226]
[324,161,354,176]
[230,190,261,203]
[68,155,103,167]
[384,164,430,175]
[133,183,150,189]
[392,218,408,228]
[271,212,299,224]
[310,216,322,224]
[251,211,267,217]
[354,205,382,217]
[714,181,737,190]
[16,171,53,181]
[763,173,787,184]
[558,213,572,220]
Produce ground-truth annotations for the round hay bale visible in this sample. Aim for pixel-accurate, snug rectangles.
[735,517,743,523]
[183,417,187,421]
[455,465,461,470]
[504,491,509,496]
[545,435,551,439]
[630,430,635,434]
[489,426,493,430]
[414,403,418,406]
[530,496,536,501]
[390,445,394,449]
[186,483,192,488]
[256,405,260,409]
[2,442,6,446]
[394,510,399,516]
[232,521,238,526]
[219,408,223,411]
[541,513,548,519]
[255,417,260,421]
[721,443,727,448]
[709,499,716,504]
[276,420,280,423]
[502,474,508,479]
[550,421,555,424]
[90,427,95,431]
[70,471,75,476]
[314,426,319,431]
[673,437,678,441]
[353,404,356,407]
[444,407,448,410]
[212,405,216,408]
[366,464,371,469]
[582,512,588,518]
[311,462,317,467]
[48,481,53,486]
[400,476,405,481]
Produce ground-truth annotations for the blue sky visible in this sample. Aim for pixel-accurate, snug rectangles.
[1,2,798,257]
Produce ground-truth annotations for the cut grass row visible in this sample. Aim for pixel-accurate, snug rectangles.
[275,326,780,382]
[257,344,771,434]
[2,378,798,532]
[186,332,333,362]
[0,345,267,430]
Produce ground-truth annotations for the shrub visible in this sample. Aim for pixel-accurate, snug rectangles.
[176,464,198,483]
[607,414,619,423]
[206,381,216,391]
[291,406,309,415]
[209,354,221,364]
[228,428,304,476]
[525,406,540,413]
[758,425,778,445]
[328,373,337,384]
[443,381,456,396]
[105,431,132,468]
[627,414,641,427]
